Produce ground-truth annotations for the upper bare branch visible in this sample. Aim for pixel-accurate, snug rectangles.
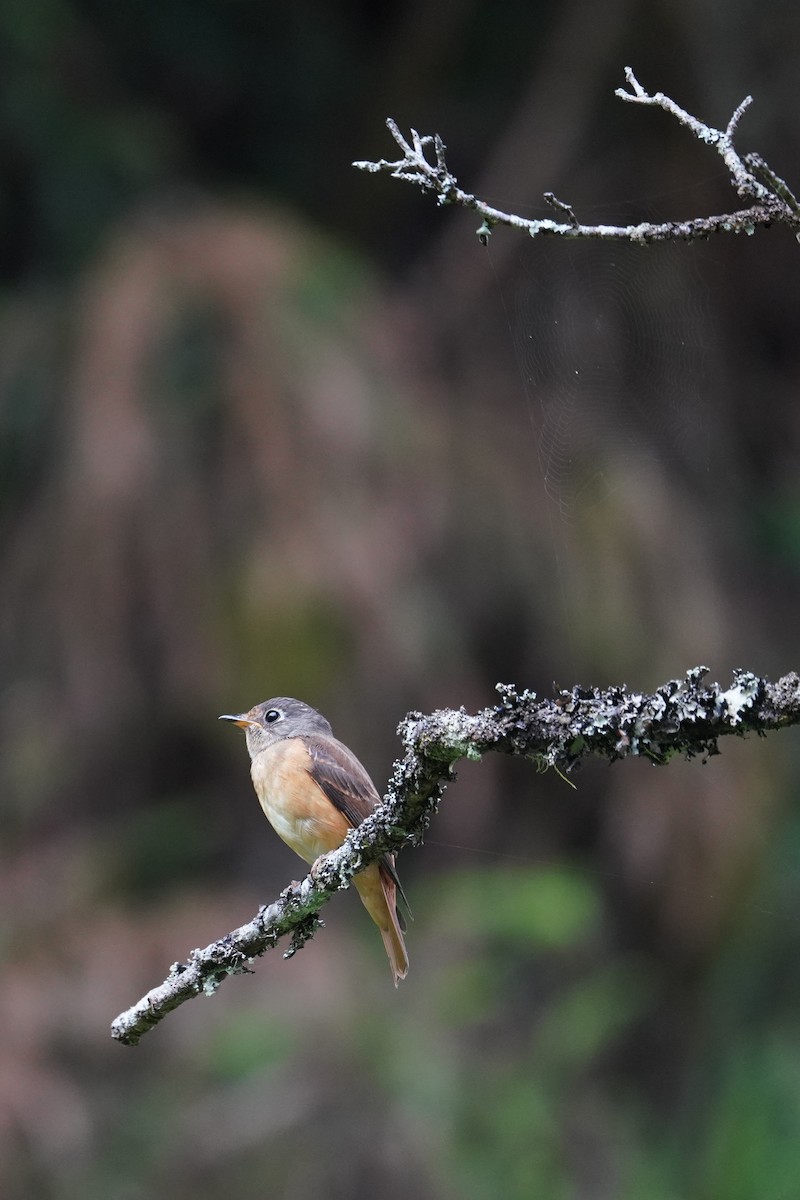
[354,68,800,245]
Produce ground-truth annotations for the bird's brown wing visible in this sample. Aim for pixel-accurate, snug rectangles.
[305,734,410,920]
[305,735,380,825]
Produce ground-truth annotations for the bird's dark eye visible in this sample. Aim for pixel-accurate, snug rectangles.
[265,709,282,724]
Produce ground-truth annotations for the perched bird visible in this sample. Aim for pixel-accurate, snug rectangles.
[220,697,409,985]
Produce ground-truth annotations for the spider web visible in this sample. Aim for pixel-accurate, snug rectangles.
[509,236,713,524]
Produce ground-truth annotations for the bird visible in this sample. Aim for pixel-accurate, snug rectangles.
[220,697,409,985]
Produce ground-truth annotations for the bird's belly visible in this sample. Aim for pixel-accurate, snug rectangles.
[250,737,349,864]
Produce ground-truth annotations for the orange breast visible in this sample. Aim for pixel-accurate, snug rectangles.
[250,737,350,864]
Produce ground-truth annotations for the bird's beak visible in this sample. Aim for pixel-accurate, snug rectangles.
[219,713,256,728]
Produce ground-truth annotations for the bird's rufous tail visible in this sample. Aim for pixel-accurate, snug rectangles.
[354,861,409,986]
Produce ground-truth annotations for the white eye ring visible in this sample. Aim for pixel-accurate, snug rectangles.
[264,709,283,724]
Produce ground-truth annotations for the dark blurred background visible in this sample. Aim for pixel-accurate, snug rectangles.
[3,2,800,1197]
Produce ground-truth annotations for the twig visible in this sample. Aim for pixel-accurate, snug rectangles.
[353,68,800,245]
[111,667,800,1045]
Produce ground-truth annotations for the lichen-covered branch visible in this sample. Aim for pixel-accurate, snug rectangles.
[353,67,800,246]
[111,667,800,1045]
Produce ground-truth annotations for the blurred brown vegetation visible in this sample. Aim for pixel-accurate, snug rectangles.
[2,2,800,1198]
